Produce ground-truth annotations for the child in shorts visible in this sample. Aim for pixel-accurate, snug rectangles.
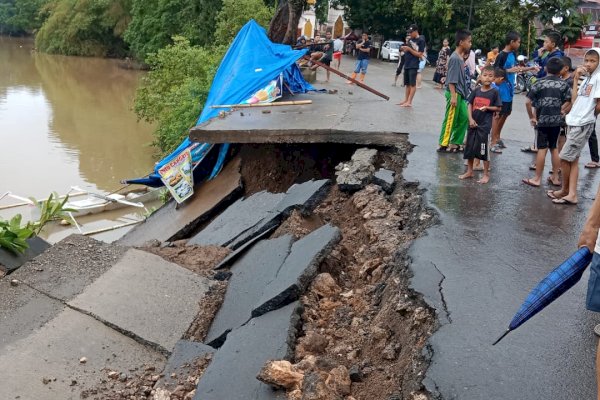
[490,68,512,153]
[522,57,572,188]
[549,48,600,205]
[459,65,502,184]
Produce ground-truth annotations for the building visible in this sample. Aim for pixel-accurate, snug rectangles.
[298,0,348,39]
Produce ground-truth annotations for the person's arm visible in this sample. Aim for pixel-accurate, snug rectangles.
[468,103,477,127]
[448,83,457,106]
[578,187,600,250]
[525,97,537,126]
[595,98,600,116]
[571,67,585,105]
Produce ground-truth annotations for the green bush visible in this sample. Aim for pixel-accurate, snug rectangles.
[214,0,273,45]
[124,0,222,61]
[0,0,49,35]
[134,37,226,155]
[35,0,131,57]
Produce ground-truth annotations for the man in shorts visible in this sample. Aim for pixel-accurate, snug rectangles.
[549,48,600,205]
[333,35,343,69]
[398,24,425,107]
[310,31,334,82]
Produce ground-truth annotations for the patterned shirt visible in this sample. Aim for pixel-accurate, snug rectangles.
[527,75,572,127]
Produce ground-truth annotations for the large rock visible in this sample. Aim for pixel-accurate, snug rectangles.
[372,168,396,194]
[205,235,294,347]
[118,157,243,246]
[68,249,212,352]
[194,302,302,400]
[0,308,165,400]
[335,148,378,192]
[0,236,51,275]
[253,224,341,318]
[189,179,330,250]
[10,235,126,301]
[257,360,304,390]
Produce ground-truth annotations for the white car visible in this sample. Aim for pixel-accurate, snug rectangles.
[380,40,402,62]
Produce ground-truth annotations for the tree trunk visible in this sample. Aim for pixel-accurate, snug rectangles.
[268,0,306,44]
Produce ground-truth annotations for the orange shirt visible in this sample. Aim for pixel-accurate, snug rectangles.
[487,51,498,64]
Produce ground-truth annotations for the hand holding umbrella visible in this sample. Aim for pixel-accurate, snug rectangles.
[493,247,593,345]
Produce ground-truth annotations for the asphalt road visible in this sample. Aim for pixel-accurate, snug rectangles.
[316,57,600,399]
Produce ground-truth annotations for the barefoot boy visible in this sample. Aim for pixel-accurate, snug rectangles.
[438,29,472,152]
[550,48,600,205]
[459,65,502,184]
[522,57,572,188]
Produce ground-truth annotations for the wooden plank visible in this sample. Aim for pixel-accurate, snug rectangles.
[211,100,311,109]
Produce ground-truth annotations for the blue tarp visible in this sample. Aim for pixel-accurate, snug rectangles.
[125,20,314,187]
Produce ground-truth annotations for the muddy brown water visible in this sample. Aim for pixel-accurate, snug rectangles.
[0,37,158,242]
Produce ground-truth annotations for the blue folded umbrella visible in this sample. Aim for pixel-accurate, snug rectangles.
[493,247,593,345]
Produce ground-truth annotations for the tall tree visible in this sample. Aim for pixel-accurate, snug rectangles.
[268,0,305,44]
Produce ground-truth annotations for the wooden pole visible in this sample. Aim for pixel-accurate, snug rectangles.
[211,100,312,109]
[304,56,390,100]
[83,220,142,236]
[0,191,88,211]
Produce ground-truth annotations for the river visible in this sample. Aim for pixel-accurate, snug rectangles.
[0,37,156,199]
[0,37,161,243]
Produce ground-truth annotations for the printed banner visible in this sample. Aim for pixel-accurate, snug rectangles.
[243,74,283,104]
[158,149,194,204]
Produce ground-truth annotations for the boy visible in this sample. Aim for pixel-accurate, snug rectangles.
[486,45,499,66]
[492,31,537,153]
[310,31,334,82]
[558,56,575,154]
[393,34,410,87]
[437,29,472,152]
[347,32,371,83]
[522,57,572,188]
[459,66,502,184]
[534,31,564,79]
[549,48,600,205]
[398,24,425,107]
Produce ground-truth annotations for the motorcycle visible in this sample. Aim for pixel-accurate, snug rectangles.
[514,55,539,94]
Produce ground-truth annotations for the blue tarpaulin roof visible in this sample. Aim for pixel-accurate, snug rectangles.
[125,20,313,187]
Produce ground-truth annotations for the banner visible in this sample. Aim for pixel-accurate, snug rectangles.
[243,74,282,104]
[158,149,194,204]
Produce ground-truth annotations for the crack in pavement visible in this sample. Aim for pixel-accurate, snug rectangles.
[430,261,452,324]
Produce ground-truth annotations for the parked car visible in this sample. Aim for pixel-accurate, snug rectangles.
[380,40,402,61]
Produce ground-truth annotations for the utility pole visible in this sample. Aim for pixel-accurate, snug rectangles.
[467,0,474,30]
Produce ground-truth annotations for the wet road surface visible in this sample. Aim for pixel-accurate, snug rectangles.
[312,58,600,399]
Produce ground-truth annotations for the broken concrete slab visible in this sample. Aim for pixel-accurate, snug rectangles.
[0,307,166,399]
[189,190,285,248]
[68,249,212,352]
[213,224,279,270]
[194,302,302,400]
[10,234,126,301]
[189,91,407,146]
[0,236,51,275]
[155,340,215,391]
[205,235,294,347]
[118,157,243,246]
[0,280,64,350]
[373,168,396,194]
[189,179,330,250]
[253,224,341,318]
[335,148,378,192]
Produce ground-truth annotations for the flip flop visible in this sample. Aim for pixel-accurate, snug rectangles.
[436,146,448,152]
[522,178,540,188]
[547,190,559,200]
[585,162,600,169]
[546,177,561,187]
[521,146,538,153]
[529,164,536,171]
[552,198,577,205]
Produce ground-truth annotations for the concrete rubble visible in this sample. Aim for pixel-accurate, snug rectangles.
[335,148,378,192]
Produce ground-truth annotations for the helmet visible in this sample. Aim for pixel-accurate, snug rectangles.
[475,49,482,56]
[517,55,527,62]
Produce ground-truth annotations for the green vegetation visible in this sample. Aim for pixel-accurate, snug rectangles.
[35,0,131,56]
[214,0,273,45]
[0,193,75,255]
[134,37,226,154]
[0,0,49,35]
[124,0,222,61]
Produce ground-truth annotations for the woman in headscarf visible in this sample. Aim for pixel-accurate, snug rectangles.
[433,38,451,89]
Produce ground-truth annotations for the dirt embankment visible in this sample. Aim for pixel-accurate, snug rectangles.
[100,142,437,400]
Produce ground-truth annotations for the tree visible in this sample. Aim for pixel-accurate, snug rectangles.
[214,0,273,45]
[35,0,131,57]
[124,0,222,61]
[134,37,226,154]
[0,0,49,35]
[268,0,305,44]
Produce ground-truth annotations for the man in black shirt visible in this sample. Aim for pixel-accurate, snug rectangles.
[347,32,371,83]
[398,24,426,107]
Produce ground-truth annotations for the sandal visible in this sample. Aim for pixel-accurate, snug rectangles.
[585,162,600,169]
[546,177,561,187]
[521,146,538,153]
[436,146,448,152]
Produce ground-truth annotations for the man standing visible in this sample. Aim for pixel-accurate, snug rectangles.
[347,32,371,83]
[437,29,472,152]
[333,35,343,69]
[398,24,425,107]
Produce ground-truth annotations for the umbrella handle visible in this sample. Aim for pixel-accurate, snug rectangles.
[492,329,512,346]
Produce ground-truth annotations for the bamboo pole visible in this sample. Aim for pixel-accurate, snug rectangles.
[0,191,88,211]
[211,100,312,109]
[304,56,390,100]
[83,220,142,236]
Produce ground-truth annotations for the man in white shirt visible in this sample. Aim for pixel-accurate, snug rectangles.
[333,36,343,69]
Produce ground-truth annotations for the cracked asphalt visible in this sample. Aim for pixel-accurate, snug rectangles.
[312,57,600,399]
